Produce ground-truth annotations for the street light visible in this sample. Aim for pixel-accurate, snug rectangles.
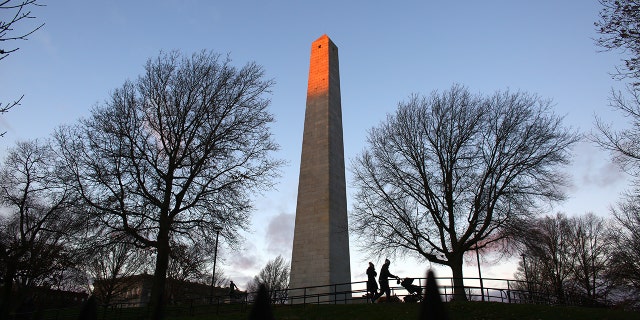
[210,226,222,303]
[521,253,531,302]
[474,230,484,301]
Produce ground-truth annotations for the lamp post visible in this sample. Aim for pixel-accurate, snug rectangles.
[210,226,222,303]
[474,230,484,301]
[521,253,530,302]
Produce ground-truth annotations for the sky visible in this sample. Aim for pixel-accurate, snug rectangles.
[0,1,633,289]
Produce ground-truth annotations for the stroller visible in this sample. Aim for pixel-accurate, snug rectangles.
[399,277,423,303]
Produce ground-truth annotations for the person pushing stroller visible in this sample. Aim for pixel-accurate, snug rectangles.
[374,259,399,302]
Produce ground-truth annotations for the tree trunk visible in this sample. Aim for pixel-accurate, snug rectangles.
[555,279,565,304]
[449,256,468,301]
[149,225,170,320]
[0,262,17,319]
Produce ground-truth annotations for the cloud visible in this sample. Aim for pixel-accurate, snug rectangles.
[575,142,626,187]
[265,212,295,257]
[229,241,260,271]
[583,161,626,186]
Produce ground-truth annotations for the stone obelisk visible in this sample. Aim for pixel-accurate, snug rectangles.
[289,34,351,302]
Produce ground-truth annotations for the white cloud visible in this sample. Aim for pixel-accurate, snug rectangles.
[573,141,626,188]
[221,241,263,288]
[265,212,295,258]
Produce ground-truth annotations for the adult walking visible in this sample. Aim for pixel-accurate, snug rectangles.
[366,262,379,302]
[376,259,398,302]
[229,280,239,299]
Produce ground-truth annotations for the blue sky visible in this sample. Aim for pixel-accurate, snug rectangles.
[0,1,632,288]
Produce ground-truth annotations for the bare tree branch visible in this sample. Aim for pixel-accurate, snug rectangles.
[0,0,45,61]
[592,85,640,179]
[595,0,640,85]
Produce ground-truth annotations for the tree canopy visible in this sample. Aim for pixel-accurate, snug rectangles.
[54,50,282,319]
[595,0,640,85]
[0,140,85,316]
[350,84,579,300]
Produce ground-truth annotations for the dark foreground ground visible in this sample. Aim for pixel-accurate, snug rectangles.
[36,301,639,320]
[204,302,636,320]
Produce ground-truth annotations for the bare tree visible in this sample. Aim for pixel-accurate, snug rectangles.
[350,84,579,300]
[0,0,45,134]
[569,213,613,304]
[0,140,83,317]
[606,190,640,307]
[595,0,640,85]
[514,252,548,302]
[88,240,153,306]
[211,268,229,289]
[513,213,614,305]
[593,1,640,308]
[593,0,640,166]
[53,50,281,320]
[593,1,640,307]
[519,214,576,303]
[167,243,210,284]
[593,86,640,178]
[247,255,289,304]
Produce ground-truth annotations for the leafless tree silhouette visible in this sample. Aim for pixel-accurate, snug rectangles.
[54,50,282,320]
[351,84,579,301]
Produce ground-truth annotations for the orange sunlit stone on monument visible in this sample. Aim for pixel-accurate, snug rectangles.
[306,34,330,99]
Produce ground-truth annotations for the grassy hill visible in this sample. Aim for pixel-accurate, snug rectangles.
[178,301,637,320]
[29,301,639,319]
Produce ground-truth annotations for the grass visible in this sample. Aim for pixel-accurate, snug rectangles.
[180,301,637,320]
[31,301,639,320]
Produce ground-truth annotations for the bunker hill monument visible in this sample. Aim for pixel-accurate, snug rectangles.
[289,34,351,301]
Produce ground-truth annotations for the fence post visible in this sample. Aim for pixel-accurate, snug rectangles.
[443,284,448,301]
[506,280,511,303]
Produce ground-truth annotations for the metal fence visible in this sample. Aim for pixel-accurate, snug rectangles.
[6,276,572,320]
[272,276,552,305]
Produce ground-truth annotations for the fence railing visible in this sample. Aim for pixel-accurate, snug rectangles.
[270,276,554,305]
[6,276,576,320]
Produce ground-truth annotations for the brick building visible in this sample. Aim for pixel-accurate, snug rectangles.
[93,274,230,307]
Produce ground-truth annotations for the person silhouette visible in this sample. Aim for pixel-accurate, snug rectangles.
[375,259,398,302]
[229,280,239,299]
[366,262,379,303]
